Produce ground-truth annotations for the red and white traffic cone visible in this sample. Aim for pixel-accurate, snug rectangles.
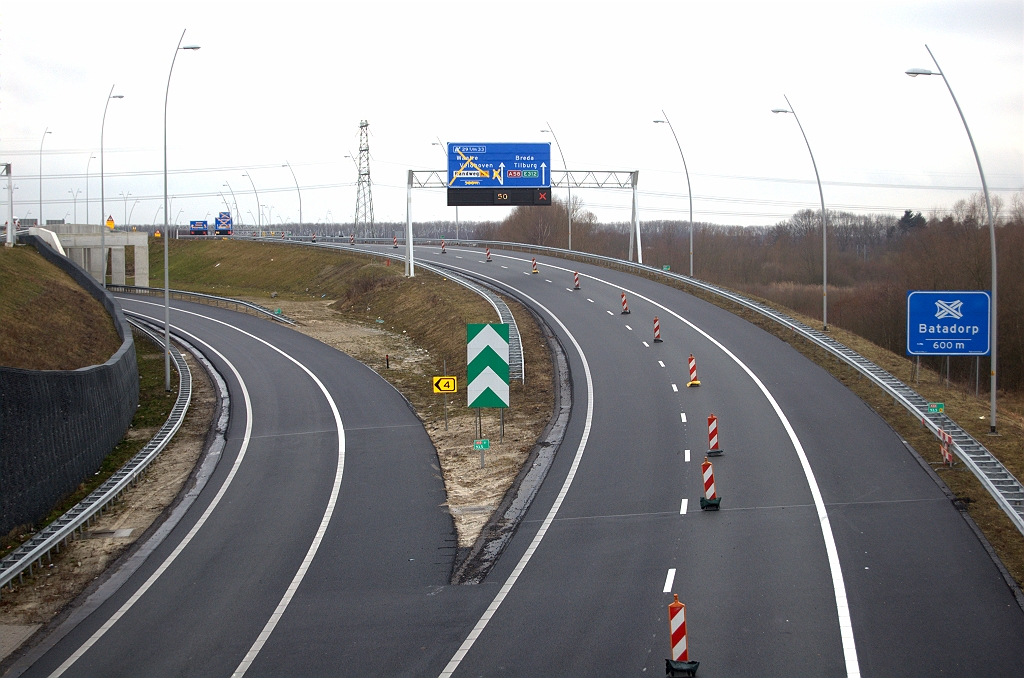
[621,292,630,315]
[350,233,355,244]
[393,235,398,248]
[486,247,492,262]
[653,316,663,343]
[573,271,580,290]
[667,595,699,676]
[700,456,721,510]
[707,414,722,456]
[939,428,954,466]
[531,257,539,274]
[686,354,701,387]
[441,239,447,254]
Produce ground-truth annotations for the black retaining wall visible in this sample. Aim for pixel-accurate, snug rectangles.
[0,235,139,535]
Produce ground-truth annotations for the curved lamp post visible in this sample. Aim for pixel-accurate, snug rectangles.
[39,128,51,227]
[243,172,260,231]
[541,124,571,250]
[223,181,241,226]
[907,45,999,433]
[120,191,132,230]
[163,30,200,390]
[772,95,829,331]
[283,162,302,228]
[69,189,81,224]
[101,87,125,288]
[654,111,694,277]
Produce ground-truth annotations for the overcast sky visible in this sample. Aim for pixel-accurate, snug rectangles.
[2,0,1021,230]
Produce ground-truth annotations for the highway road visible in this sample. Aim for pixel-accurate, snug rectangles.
[10,245,1024,677]
[352,242,1024,676]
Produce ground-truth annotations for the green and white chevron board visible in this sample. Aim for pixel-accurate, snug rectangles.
[467,323,510,408]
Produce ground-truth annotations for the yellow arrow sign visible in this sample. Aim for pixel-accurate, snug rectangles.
[433,376,457,393]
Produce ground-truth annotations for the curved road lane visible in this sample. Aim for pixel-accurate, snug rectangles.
[357,242,1024,677]
[16,297,470,677]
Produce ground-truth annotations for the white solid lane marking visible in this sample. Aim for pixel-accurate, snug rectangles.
[643,341,650,348]
[672,384,678,392]
[663,568,676,593]
[607,310,614,315]
[680,412,687,423]
[438,277,594,678]
[50,318,256,677]
[680,499,688,515]
[659,361,666,367]
[685,449,690,462]
[625,325,633,331]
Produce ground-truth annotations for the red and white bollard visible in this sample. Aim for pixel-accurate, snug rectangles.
[393,235,398,248]
[667,594,699,675]
[573,271,580,290]
[707,414,722,456]
[350,233,355,244]
[486,247,492,262]
[653,316,663,343]
[939,428,954,466]
[311,233,316,243]
[441,239,447,254]
[531,257,539,274]
[686,354,701,387]
[621,292,630,315]
[700,456,721,510]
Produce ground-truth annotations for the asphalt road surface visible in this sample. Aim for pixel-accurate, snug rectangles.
[11,246,1024,677]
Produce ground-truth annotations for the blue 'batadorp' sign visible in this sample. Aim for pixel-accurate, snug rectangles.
[906,290,990,356]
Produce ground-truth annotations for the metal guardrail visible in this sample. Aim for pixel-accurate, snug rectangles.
[0,319,192,596]
[108,284,296,325]
[239,236,526,383]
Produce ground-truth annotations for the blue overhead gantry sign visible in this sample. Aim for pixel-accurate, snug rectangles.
[906,290,991,356]
[447,142,552,206]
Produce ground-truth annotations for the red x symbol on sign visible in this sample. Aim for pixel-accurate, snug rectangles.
[538,191,548,201]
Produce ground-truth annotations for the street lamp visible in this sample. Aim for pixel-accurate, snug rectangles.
[223,181,241,226]
[102,86,125,288]
[128,199,139,228]
[433,138,460,240]
[163,30,200,390]
[120,191,132,231]
[541,125,572,250]
[39,128,51,227]
[772,95,829,331]
[907,44,999,434]
[69,189,82,224]
[654,112,695,277]
[283,162,302,227]
[153,205,163,226]
[175,209,185,225]
[243,172,260,231]
[85,154,96,225]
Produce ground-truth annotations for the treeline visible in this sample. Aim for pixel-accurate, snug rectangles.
[475,194,1024,395]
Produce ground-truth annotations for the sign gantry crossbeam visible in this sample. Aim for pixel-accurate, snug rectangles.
[409,170,637,190]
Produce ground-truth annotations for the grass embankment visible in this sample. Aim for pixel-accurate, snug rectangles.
[658,274,1024,589]
[151,239,556,547]
[0,245,121,370]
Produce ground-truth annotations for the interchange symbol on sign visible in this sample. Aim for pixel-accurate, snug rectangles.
[450,147,504,186]
[935,299,963,320]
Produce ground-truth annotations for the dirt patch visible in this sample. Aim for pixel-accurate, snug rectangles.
[0,245,122,370]
[262,282,555,549]
[0,348,216,647]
